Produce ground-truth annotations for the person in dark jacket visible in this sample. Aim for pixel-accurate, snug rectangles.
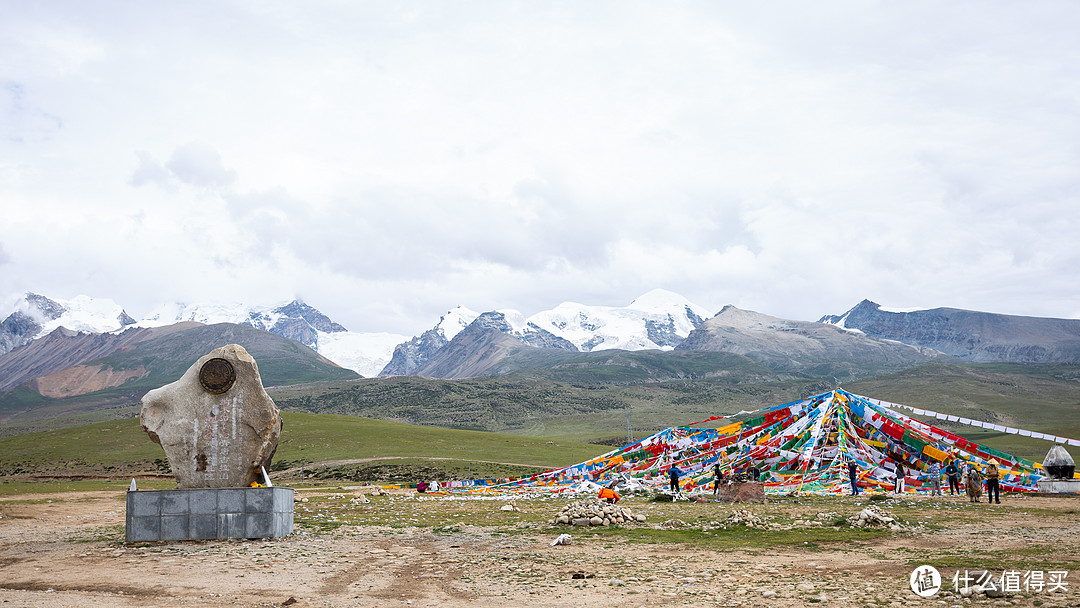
[712,462,725,497]
[848,460,860,496]
[669,466,682,494]
[985,460,1001,504]
[945,460,962,495]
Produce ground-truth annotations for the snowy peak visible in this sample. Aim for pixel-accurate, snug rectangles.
[138,298,349,351]
[379,306,480,376]
[1,293,404,377]
[436,306,481,342]
[527,290,710,352]
[380,290,713,376]
[1,293,137,355]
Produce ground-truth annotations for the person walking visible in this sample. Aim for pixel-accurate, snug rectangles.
[894,461,906,494]
[669,465,682,494]
[712,462,725,497]
[985,459,1001,504]
[945,460,962,495]
[928,461,943,496]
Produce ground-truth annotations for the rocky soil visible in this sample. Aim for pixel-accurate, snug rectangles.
[1,489,1079,607]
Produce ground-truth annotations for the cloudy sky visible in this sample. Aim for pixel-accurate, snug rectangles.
[3,2,1079,335]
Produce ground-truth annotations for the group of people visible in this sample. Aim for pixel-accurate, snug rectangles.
[598,457,1004,503]
[415,480,441,493]
[847,458,1001,503]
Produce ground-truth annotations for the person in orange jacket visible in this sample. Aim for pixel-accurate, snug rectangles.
[598,484,620,504]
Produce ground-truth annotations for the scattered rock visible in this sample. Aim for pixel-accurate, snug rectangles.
[848,506,905,529]
[551,500,646,526]
[721,509,771,529]
[983,585,1005,598]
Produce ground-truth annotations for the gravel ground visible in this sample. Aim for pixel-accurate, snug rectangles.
[1,488,1079,607]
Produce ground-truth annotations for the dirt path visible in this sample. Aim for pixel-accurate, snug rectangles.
[1,490,1079,607]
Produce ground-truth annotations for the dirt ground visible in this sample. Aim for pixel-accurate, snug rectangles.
[1,488,1079,608]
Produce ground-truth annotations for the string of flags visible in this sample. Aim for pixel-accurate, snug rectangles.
[443,389,1077,495]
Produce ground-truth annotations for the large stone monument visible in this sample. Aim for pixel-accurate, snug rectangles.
[1037,444,1080,494]
[141,344,282,488]
[126,344,293,542]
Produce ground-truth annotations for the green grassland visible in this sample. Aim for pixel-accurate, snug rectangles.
[267,362,1080,461]
[847,362,1080,461]
[1,361,1077,481]
[270,374,831,444]
[0,411,606,482]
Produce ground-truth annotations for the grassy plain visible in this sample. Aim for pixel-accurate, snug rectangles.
[0,411,606,482]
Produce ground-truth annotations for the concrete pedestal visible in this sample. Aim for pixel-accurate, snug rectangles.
[126,486,294,542]
[1037,479,1080,494]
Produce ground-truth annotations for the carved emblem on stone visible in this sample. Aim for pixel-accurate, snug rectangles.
[199,357,236,394]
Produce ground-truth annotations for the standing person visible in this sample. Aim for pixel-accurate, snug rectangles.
[928,461,943,496]
[965,463,983,503]
[749,463,762,482]
[712,462,725,497]
[894,461,906,494]
[985,459,1001,504]
[848,460,860,496]
[668,465,682,494]
[945,460,962,495]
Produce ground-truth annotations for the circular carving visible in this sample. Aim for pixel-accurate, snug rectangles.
[199,358,236,394]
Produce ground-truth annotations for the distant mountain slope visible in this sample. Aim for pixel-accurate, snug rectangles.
[380,306,479,376]
[1,293,405,377]
[409,310,781,382]
[0,322,199,393]
[413,312,573,379]
[676,305,946,379]
[820,300,1080,362]
[0,322,359,431]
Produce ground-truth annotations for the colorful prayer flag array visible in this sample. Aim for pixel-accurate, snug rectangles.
[443,389,1075,495]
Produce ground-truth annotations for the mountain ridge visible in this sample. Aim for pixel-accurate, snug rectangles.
[820,299,1080,362]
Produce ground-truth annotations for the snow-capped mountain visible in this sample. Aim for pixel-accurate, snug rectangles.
[2,288,712,380]
[380,306,480,376]
[0,294,405,378]
[139,299,405,377]
[529,288,709,351]
[0,293,136,355]
[378,289,712,376]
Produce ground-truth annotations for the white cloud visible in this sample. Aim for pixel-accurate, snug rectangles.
[1,2,1079,334]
